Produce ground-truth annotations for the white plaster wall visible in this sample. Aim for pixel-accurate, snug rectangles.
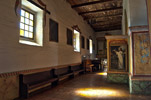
[129,0,148,26]
[0,0,95,73]
[95,30,121,55]
[95,30,122,38]
[123,0,148,35]
[122,0,129,35]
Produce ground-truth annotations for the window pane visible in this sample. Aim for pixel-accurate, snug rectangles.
[21,17,24,23]
[21,10,25,16]
[73,30,80,52]
[25,18,29,24]
[25,12,29,18]
[25,25,29,31]
[29,26,33,32]
[24,31,29,37]
[20,23,24,29]
[29,32,33,38]
[29,20,33,26]
[20,9,35,40]
[30,14,33,20]
[90,39,93,54]
[20,29,24,36]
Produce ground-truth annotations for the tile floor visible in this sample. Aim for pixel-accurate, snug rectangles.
[26,72,151,100]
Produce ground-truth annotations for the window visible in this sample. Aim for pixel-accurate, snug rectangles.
[81,36,85,49]
[87,39,89,50]
[19,0,43,46]
[73,30,80,52]
[67,28,73,45]
[49,19,58,42]
[90,39,93,54]
[20,9,35,39]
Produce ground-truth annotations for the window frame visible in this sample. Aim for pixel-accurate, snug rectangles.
[20,6,36,42]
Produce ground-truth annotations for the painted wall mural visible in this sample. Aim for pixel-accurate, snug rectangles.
[130,80,151,94]
[107,73,128,84]
[0,76,19,100]
[133,32,151,75]
[147,0,151,43]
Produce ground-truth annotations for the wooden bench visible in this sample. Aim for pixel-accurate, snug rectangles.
[54,66,74,81]
[83,59,94,72]
[91,60,101,71]
[19,69,58,98]
[70,64,84,75]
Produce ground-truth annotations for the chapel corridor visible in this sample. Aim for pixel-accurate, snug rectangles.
[24,72,151,100]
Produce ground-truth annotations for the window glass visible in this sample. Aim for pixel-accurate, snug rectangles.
[20,9,34,39]
[73,30,80,52]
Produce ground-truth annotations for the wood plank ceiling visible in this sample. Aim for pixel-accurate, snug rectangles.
[66,0,123,32]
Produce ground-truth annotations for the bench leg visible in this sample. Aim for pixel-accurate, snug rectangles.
[69,74,74,78]
[79,71,85,74]
[52,80,58,87]
[20,85,29,99]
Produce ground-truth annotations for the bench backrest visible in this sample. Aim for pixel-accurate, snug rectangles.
[91,60,101,64]
[20,69,55,84]
[55,67,70,76]
[71,65,83,71]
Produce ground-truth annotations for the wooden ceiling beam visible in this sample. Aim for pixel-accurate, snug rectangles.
[71,0,120,8]
[93,26,122,31]
[95,25,121,28]
[92,24,121,30]
[92,20,121,26]
[93,25,121,30]
[94,27,121,32]
[84,13,122,20]
[79,6,122,15]
[89,17,122,24]
[93,24,122,28]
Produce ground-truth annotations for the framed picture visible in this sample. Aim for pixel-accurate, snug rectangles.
[109,41,128,71]
[147,0,151,43]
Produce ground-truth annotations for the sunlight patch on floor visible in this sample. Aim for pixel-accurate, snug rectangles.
[96,72,107,76]
[75,88,124,98]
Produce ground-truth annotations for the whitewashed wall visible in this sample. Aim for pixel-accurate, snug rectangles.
[0,0,95,73]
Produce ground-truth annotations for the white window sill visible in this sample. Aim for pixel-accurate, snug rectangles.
[19,40,41,46]
[74,50,80,52]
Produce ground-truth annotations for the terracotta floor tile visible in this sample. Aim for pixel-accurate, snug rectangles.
[26,72,151,100]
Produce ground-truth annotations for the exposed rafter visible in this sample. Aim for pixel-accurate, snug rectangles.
[84,13,122,20]
[92,20,121,26]
[71,0,120,8]
[94,27,121,32]
[92,25,121,30]
[79,6,122,15]
[67,0,123,32]
[88,17,122,24]
[93,23,122,28]
[94,25,121,29]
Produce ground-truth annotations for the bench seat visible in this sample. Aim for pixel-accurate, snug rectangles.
[19,69,58,98]
[55,67,74,81]
[28,78,58,90]
[71,64,85,75]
